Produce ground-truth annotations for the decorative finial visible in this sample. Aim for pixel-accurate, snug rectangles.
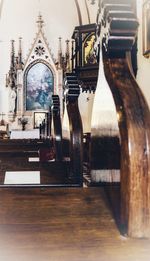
[65,40,71,73]
[58,37,62,53]
[0,112,6,126]
[10,39,15,68]
[65,40,70,58]
[7,40,17,89]
[11,40,15,53]
[19,37,22,52]
[57,37,63,69]
[17,37,24,70]
[36,13,44,30]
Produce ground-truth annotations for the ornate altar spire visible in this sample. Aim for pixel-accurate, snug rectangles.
[6,40,17,89]
[58,37,62,54]
[24,14,55,67]
[36,13,44,30]
[17,37,24,70]
[57,37,63,69]
[65,40,71,72]
[10,40,15,69]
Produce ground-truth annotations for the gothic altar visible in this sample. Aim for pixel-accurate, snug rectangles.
[6,15,64,132]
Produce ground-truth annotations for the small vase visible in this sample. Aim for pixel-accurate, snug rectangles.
[22,123,26,131]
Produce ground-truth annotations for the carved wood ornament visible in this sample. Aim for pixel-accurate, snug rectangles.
[52,95,63,161]
[96,0,150,238]
[64,73,83,185]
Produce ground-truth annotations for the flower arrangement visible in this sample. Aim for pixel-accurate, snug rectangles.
[19,117,28,130]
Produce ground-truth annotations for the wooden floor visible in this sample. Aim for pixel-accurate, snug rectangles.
[0,187,150,261]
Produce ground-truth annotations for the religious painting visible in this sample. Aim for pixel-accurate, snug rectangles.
[26,62,54,110]
[143,0,150,57]
[83,34,97,65]
[34,112,46,128]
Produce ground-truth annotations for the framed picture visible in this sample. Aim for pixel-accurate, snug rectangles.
[143,0,150,57]
[34,112,46,128]
[25,61,54,111]
[83,33,97,66]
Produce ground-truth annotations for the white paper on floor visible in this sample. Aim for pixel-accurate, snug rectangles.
[28,157,40,162]
[4,171,40,185]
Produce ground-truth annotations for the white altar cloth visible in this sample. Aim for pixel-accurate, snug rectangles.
[10,129,40,139]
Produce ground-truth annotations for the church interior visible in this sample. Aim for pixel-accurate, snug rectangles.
[0,0,150,260]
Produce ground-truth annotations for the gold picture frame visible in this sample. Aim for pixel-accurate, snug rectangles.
[143,0,150,57]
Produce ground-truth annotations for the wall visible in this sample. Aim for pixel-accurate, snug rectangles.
[136,0,150,108]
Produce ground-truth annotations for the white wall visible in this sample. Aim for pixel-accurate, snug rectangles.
[77,0,98,24]
[78,91,95,133]
[136,0,150,108]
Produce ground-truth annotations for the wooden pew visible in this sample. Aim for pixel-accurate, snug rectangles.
[0,138,73,187]
[51,95,63,161]
[0,90,83,187]
[0,138,53,184]
[94,0,150,238]
[63,73,83,185]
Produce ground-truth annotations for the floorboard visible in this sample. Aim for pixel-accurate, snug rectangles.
[0,187,149,261]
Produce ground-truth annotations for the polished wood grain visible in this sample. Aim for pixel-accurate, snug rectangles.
[67,101,83,184]
[0,187,150,261]
[103,52,150,238]
[52,95,63,161]
[65,73,83,185]
[96,1,150,237]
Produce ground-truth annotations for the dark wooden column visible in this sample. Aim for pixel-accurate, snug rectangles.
[46,107,52,138]
[52,95,63,161]
[97,0,150,237]
[64,73,83,185]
